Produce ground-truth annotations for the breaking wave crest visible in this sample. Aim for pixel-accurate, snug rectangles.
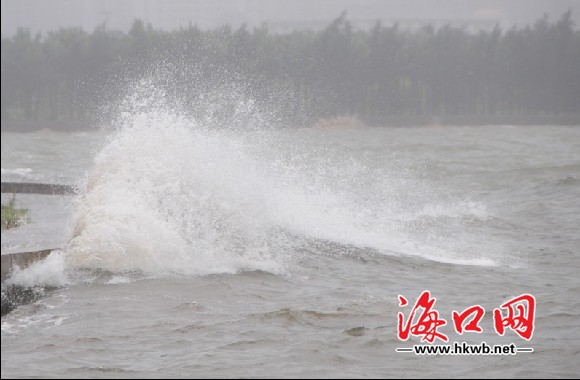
[9,82,500,288]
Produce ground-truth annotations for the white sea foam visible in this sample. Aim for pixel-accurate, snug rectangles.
[65,92,289,276]
[7,251,69,288]
[8,83,498,286]
[61,105,497,275]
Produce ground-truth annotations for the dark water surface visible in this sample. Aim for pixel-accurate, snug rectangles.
[2,125,579,378]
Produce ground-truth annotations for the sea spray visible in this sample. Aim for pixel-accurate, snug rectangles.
[66,110,290,275]
[66,105,498,275]
[7,79,500,290]
[1,251,68,315]
[6,251,69,288]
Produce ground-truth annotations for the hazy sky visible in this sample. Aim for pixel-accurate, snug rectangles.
[2,0,578,36]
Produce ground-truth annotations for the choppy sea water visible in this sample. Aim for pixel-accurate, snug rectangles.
[1,123,580,378]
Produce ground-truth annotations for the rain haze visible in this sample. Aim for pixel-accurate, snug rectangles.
[1,0,580,379]
[2,0,580,34]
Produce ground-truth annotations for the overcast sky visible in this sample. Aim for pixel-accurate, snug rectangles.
[2,0,578,36]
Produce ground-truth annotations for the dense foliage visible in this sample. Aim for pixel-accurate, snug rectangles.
[1,11,579,128]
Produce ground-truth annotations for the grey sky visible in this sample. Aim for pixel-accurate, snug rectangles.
[1,0,578,36]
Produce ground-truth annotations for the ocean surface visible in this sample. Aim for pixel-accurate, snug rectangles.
[1,121,580,378]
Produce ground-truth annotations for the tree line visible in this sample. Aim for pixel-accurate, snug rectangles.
[1,11,579,129]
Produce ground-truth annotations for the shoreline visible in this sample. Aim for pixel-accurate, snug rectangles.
[1,113,579,133]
